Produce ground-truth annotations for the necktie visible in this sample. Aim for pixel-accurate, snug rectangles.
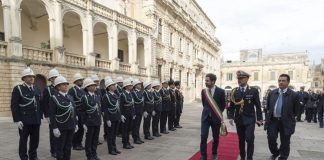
[241,87,245,93]
[208,88,212,95]
[275,89,283,117]
[29,87,33,92]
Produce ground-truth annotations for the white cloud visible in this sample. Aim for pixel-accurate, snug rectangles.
[197,0,324,63]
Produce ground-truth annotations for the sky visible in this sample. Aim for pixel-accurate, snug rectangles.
[196,0,324,64]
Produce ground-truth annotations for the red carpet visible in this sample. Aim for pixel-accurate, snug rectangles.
[189,132,240,160]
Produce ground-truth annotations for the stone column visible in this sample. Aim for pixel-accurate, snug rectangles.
[129,29,137,74]
[109,22,119,71]
[8,1,22,57]
[2,4,11,42]
[85,12,95,67]
[145,37,152,79]
[53,1,64,64]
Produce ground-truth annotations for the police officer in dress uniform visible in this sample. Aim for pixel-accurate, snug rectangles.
[168,80,177,131]
[174,80,183,128]
[90,74,103,146]
[102,79,122,155]
[119,79,136,149]
[318,88,324,128]
[228,70,263,160]
[49,75,78,160]
[41,68,60,158]
[68,73,86,150]
[131,80,145,144]
[102,76,112,141]
[296,86,308,122]
[115,76,124,137]
[143,81,155,140]
[160,80,171,134]
[81,78,102,160]
[11,67,42,160]
[152,81,162,137]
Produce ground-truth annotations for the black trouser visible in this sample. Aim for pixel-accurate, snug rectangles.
[152,111,161,135]
[49,124,56,155]
[56,129,74,160]
[18,124,40,160]
[236,122,255,160]
[132,113,143,141]
[318,104,324,127]
[122,114,133,145]
[160,111,168,132]
[267,118,291,160]
[73,112,84,147]
[103,120,108,140]
[168,109,176,130]
[107,121,119,153]
[200,116,220,158]
[306,108,317,122]
[296,104,305,121]
[143,113,152,137]
[85,126,100,159]
[175,107,182,126]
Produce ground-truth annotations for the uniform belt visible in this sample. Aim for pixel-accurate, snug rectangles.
[124,104,133,107]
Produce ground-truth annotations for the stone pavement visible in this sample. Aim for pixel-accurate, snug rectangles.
[0,102,323,160]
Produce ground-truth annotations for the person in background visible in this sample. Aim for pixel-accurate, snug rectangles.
[296,86,308,122]
[174,80,184,128]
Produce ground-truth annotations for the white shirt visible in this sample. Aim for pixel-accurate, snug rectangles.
[88,92,95,96]
[109,91,115,95]
[75,85,81,89]
[209,85,216,96]
[59,91,67,97]
[240,85,247,92]
[273,88,288,117]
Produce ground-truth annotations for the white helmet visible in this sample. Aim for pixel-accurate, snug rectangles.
[90,74,100,81]
[122,79,132,88]
[105,79,116,88]
[54,75,69,87]
[73,73,84,82]
[21,67,35,80]
[115,76,123,83]
[83,77,96,88]
[48,68,60,80]
[152,80,161,88]
[104,76,111,82]
[132,79,142,86]
[162,79,169,84]
[143,81,152,89]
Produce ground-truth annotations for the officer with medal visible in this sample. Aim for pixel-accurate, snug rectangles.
[41,68,60,158]
[174,80,183,128]
[228,70,263,160]
[168,79,177,131]
[68,73,86,150]
[11,67,42,160]
[160,80,171,134]
[49,75,78,160]
[131,79,145,144]
[115,76,124,137]
[81,78,102,160]
[152,81,162,137]
[143,81,155,140]
[102,76,112,141]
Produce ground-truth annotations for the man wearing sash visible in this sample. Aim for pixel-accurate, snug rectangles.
[228,70,263,160]
[200,73,226,160]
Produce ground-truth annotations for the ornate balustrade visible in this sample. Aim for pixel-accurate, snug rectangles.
[65,52,86,66]
[95,59,111,70]
[22,46,53,62]
[0,41,8,57]
[119,63,131,72]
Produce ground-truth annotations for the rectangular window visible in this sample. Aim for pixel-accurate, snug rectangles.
[270,71,276,80]
[226,73,233,81]
[170,68,173,79]
[288,71,293,79]
[118,49,124,62]
[179,70,182,81]
[254,72,259,81]
[187,72,189,87]
[170,32,173,46]
[158,65,162,82]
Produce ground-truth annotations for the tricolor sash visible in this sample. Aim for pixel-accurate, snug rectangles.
[203,88,228,136]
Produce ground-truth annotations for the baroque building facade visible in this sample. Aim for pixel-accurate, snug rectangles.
[0,0,221,116]
[220,49,312,97]
[310,58,324,91]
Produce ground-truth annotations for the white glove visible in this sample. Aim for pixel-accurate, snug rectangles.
[83,125,87,132]
[121,115,126,123]
[75,125,79,133]
[143,111,148,118]
[133,115,136,120]
[15,121,24,130]
[107,120,112,127]
[152,111,156,116]
[53,128,61,138]
[76,116,78,121]
[46,117,50,124]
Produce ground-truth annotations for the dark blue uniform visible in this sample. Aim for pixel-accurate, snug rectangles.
[159,88,171,133]
[131,89,144,143]
[68,86,86,148]
[115,85,124,136]
[296,91,308,121]
[81,92,102,160]
[228,86,263,160]
[152,90,162,136]
[168,89,177,131]
[143,89,155,138]
[49,92,77,160]
[11,84,42,160]
[119,90,135,147]
[41,85,57,156]
[102,91,121,154]
[174,89,184,127]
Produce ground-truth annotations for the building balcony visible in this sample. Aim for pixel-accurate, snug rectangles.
[119,63,131,73]
[22,46,53,63]
[139,66,147,75]
[95,59,111,70]
[64,52,86,67]
[193,58,204,69]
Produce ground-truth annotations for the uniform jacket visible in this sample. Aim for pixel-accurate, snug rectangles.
[228,86,263,125]
[153,90,162,112]
[160,88,171,111]
[102,91,121,122]
[201,86,225,124]
[119,90,135,116]
[81,92,102,126]
[131,89,144,114]
[11,84,42,125]
[175,89,184,113]
[68,86,86,113]
[143,90,154,113]
[265,88,299,135]
[41,85,57,118]
[115,85,123,97]
[169,89,177,111]
[49,92,76,130]
[297,91,309,106]
[306,93,318,108]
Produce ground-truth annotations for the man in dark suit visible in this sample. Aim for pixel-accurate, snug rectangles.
[228,70,263,160]
[296,86,308,122]
[318,88,324,128]
[265,74,299,160]
[200,73,225,160]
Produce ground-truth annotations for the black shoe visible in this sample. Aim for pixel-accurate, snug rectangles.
[94,156,101,160]
[212,154,218,160]
[145,136,154,140]
[169,128,176,131]
[153,134,161,137]
[134,140,142,144]
[73,146,84,150]
[109,151,118,155]
[139,139,144,143]
[115,149,121,154]
[161,131,169,134]
[51,153,57,158]
[297,120,304,122]
[123,144,133,149]
[320,126,323,128]
[175,125,183,128]
[268,154,279,160]
[314,121,317,123]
